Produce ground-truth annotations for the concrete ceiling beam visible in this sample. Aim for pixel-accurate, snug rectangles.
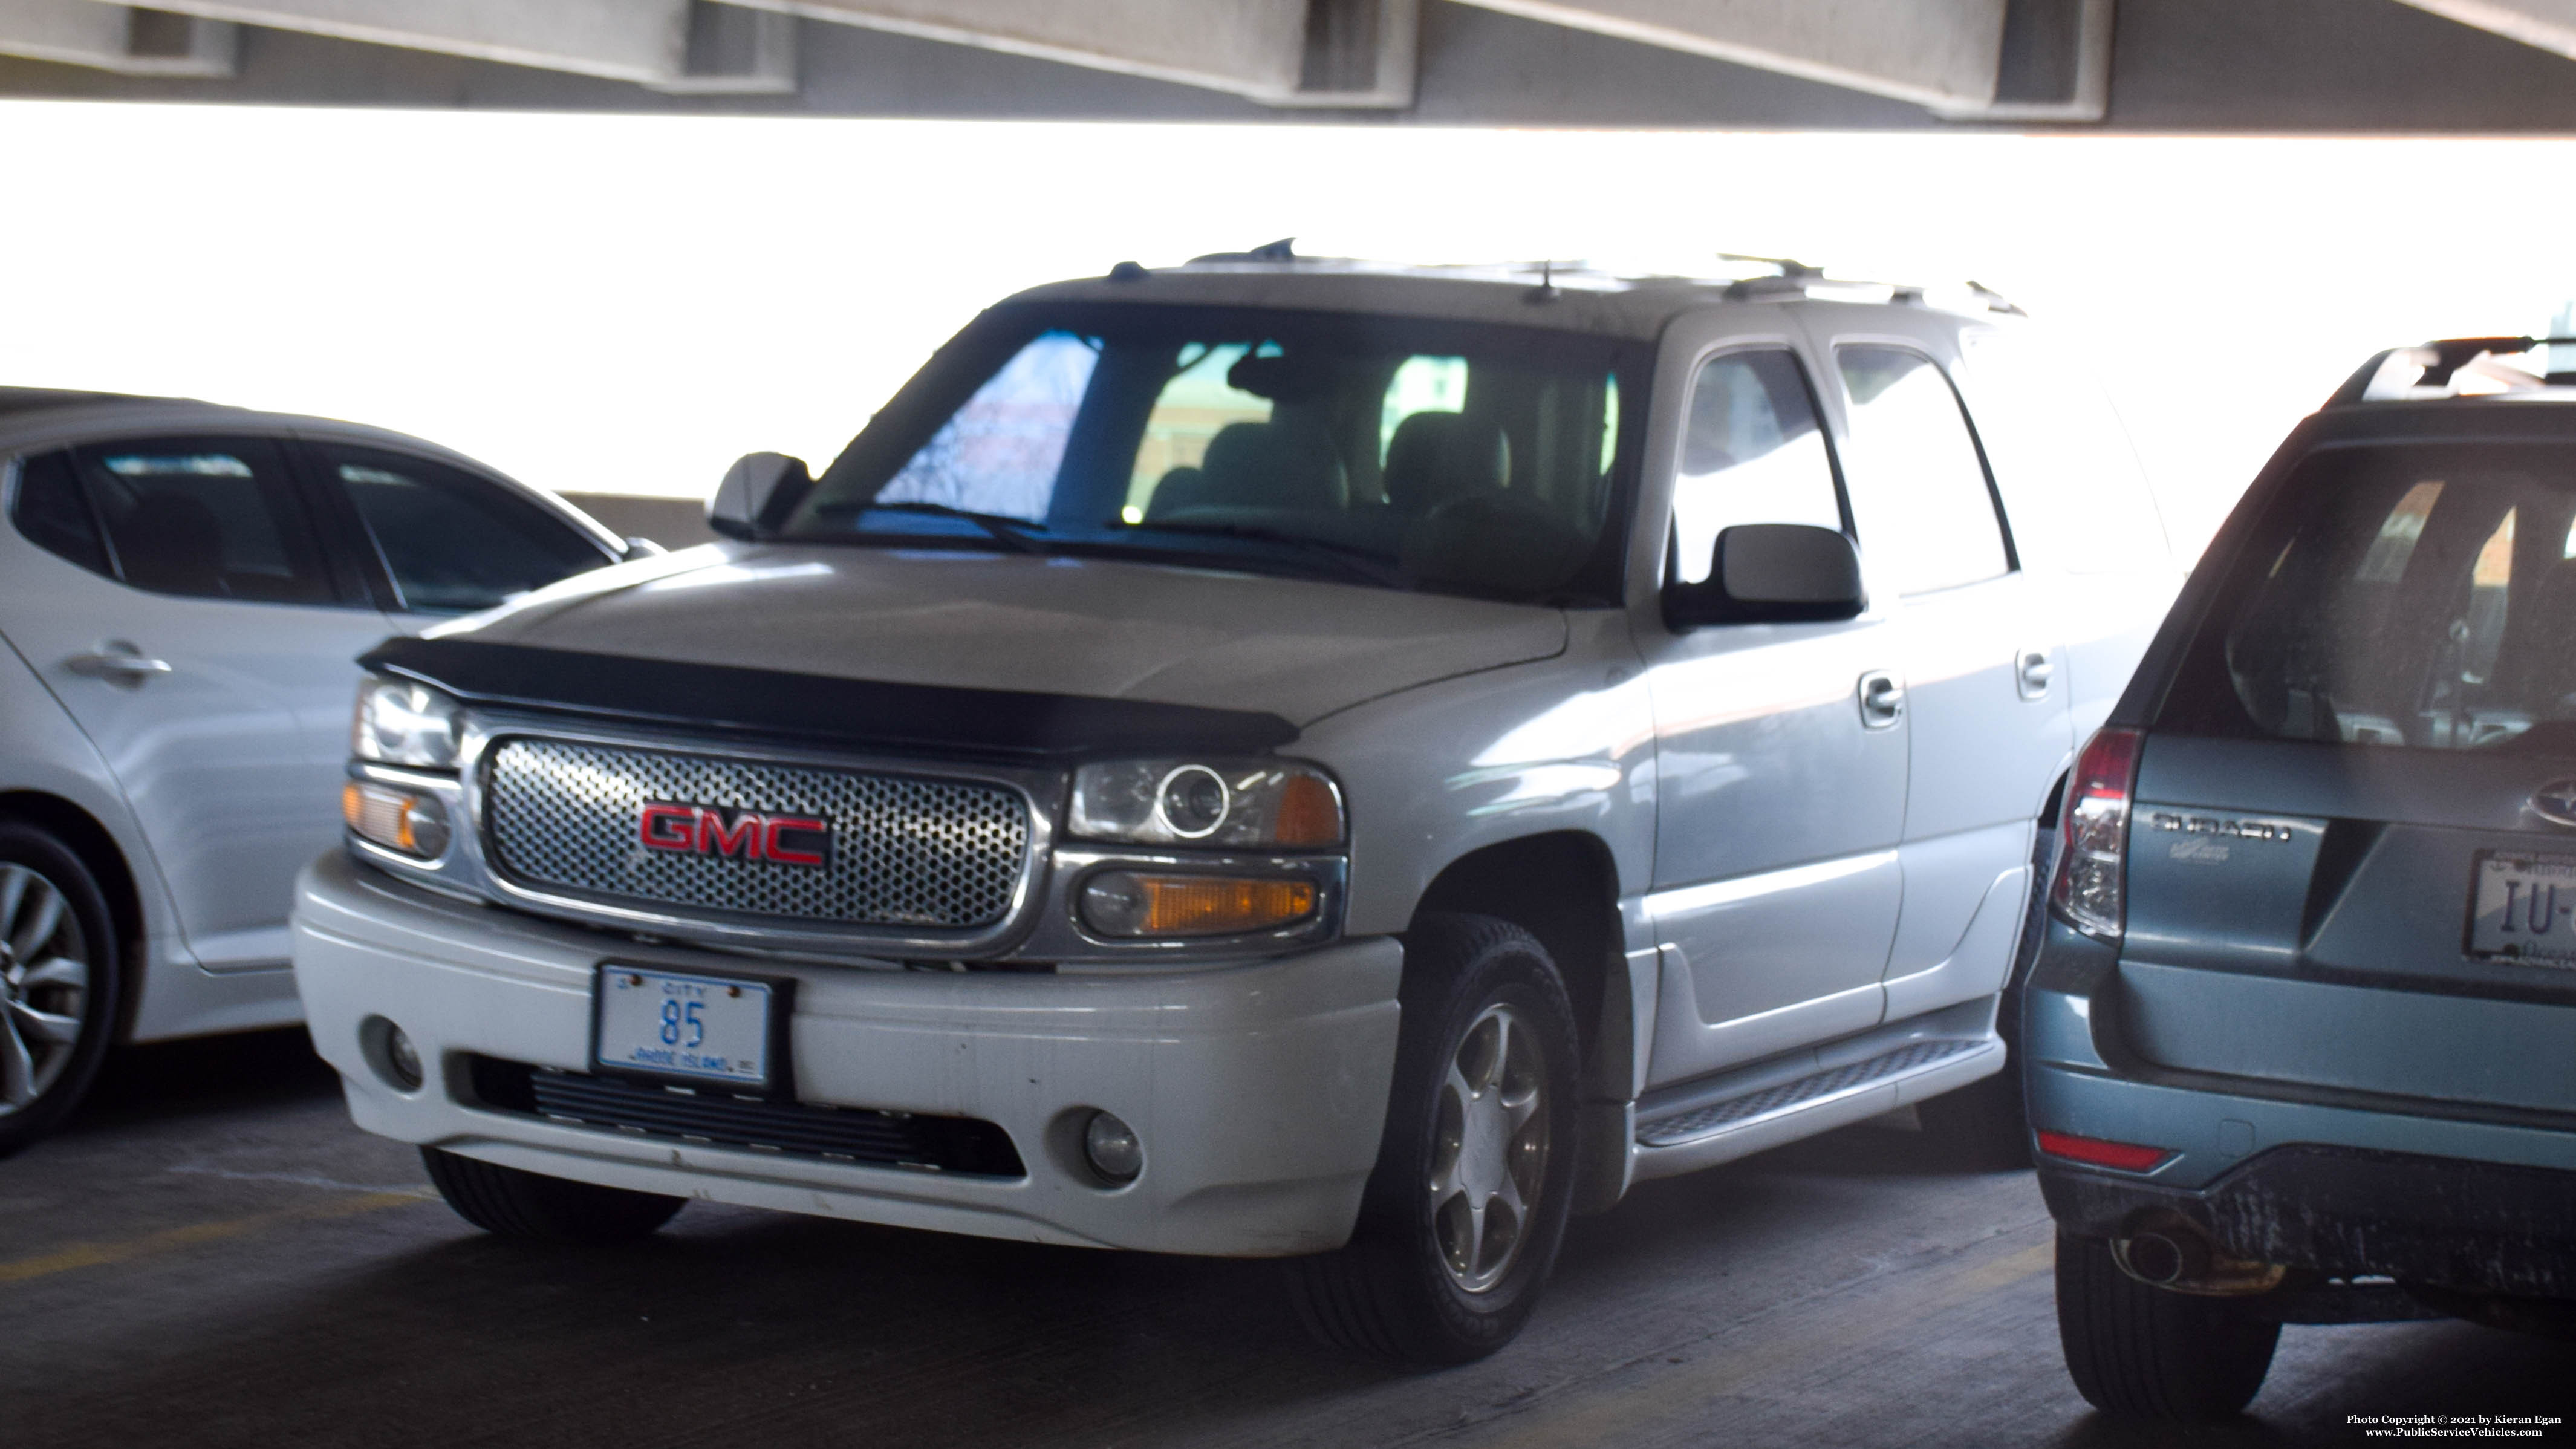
[2397,0,2576,60]
[746,0,1416,106]
[1444,0,2009,109]
[85,0,695,83]
[0,4,236,76]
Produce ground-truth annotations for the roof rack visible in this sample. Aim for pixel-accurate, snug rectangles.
[1184,237,1298,265]
[2327,335,2576,406]
[1148,245,2028,316]
[1714,256,2023,315]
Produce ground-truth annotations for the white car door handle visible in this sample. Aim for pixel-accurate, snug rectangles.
[2017,649,2054,699]
[1858,670,1905,728]
[67,645,173,683]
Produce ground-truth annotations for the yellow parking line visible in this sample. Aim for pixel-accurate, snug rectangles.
[1480,1236,2057,1448]
[0,1190,426,1286]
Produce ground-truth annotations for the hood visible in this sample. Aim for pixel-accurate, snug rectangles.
[451,544,1569,727]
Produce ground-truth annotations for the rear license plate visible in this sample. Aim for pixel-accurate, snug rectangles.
[593,965,784,1090]
[2466,853,2576,967]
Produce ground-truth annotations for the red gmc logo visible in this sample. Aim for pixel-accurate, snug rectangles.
[638,801,830,868]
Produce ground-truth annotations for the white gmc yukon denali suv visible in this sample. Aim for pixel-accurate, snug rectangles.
[292,253,2176,1362]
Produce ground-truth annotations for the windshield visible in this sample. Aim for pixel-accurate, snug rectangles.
[2165,441,2576,752]
[785,304,1642,604]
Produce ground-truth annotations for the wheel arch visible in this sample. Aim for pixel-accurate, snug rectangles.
[1408,830,1624,1096]
[0,789,145,1041]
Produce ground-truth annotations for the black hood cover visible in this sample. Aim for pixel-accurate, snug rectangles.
[361,637,1298,761]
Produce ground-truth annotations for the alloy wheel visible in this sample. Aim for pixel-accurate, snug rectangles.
[0,862,92,1116]
[1428,1001,1551,1293]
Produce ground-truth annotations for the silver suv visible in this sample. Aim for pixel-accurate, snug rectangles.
[0,390,634,1152]
[293,253,2176,1360]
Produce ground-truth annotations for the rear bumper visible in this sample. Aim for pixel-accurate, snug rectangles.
[2038,1149,2576,1299]
[292,851,1404,1257]
[2025,925,2576,1297]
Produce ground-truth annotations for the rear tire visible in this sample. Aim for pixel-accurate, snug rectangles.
[2056,1232,2279,1420]
[0,822,123,1159]
[1284,913,1581,1365]
[421,1146,685,1245]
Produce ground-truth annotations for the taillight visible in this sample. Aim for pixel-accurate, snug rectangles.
[2035,1130,2174,1173]
[2049,726,2142,940]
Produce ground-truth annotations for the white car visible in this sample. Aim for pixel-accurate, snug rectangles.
[293,254,2178,1361]
[0,389,639,1153]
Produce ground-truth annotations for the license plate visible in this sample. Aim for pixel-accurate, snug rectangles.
[2465,853,2576,967]
[592,965,785,1090]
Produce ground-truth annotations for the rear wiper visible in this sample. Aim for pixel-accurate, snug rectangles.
[1106,519,1410,589]
[819,500,1049,554]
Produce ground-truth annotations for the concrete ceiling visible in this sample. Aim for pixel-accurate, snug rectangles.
[5,0,2576,131]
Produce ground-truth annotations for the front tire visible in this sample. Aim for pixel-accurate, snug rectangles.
[422,1147,685,1245]
[2056,1232,2279,1420]
[1285,913,1581,1365]
[0,822,123,1159]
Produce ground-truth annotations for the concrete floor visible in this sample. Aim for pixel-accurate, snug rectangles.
[4,1031,2569,1448]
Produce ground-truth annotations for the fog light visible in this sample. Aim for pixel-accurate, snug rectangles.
[362,1015,425,1092]
[1082,1110,1143,1184]
[344,781,450,859]
[385,1024,424,1091]
[1078,871,1317,938]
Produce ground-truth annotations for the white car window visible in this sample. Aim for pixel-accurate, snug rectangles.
[1957,329,2170,574]
[1670,348,1843,584]
[1834,346,2011,596]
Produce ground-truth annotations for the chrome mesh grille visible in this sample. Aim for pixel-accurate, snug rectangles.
[483,738,1031,929]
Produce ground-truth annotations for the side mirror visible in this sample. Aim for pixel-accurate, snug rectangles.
[1664,523,1865,630]
[707,452,812,540]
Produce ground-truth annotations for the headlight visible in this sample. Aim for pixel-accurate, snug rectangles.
[351,676,461,770]
[1068,760,1343,848]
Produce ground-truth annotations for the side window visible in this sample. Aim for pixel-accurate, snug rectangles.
[1957,330,2170,573]
[314,444,608,616]
[62,436,334,604]
[8,452,111,576]
[1834,346,2011,595]
[1670,348,1842,584]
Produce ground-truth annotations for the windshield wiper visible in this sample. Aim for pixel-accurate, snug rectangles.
[819,501,1050,555]
[1107,519,1410,590]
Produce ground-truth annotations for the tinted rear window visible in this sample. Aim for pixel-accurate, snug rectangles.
[2163,442,2576,752]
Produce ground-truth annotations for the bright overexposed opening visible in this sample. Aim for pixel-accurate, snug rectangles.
[7,101,2576,558]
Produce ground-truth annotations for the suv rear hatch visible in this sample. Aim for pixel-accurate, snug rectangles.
[2118,436,2576,1117]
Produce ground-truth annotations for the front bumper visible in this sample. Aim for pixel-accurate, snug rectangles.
[292,851,1404,1256]
[2024,923,2576,1298]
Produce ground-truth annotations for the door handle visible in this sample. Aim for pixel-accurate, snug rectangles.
[66,642,173,686]
[1858,670,1905,729]
[2017,648,2054,700]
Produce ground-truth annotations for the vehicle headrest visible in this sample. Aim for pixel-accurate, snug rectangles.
[1198,421,1343,510]
[118,494,225,595]
[1384,412,1506,513]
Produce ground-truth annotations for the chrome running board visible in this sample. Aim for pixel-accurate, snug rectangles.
[1628,1027,2004,1184]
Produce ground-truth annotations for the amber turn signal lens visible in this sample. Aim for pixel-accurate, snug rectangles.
[345,780,451,859]
[1272,772,1344,847]
[1079,872,1318,938]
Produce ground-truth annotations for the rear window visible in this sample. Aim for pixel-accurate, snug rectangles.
[2163,442,2576,752]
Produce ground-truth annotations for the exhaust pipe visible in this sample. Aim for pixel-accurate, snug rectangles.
[2116,1228,2203,1286]
[2113,1214,2287,1296]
